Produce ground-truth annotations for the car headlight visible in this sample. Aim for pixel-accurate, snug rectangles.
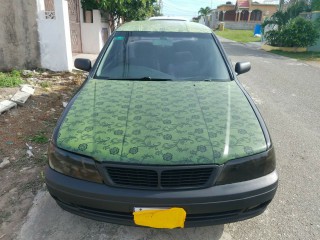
[215,147,276,185]
[48,142,103,183]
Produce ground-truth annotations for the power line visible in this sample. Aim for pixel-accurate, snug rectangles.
[163,0,199,13]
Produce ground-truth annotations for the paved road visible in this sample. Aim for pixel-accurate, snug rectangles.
[17,41,320,240]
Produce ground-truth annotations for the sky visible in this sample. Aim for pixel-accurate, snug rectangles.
[162,0,227,19]
[161,0,279,20]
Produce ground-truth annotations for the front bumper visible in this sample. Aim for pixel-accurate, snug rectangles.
[45,166,278,227]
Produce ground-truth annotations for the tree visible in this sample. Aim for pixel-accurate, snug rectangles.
[264,17,319,47]
[198,6,211,26]
[263,0,319,47]
[198,7,211,18]
[80,0,157,32]
[280,0,312,11]
[121,0,157,22]
[153,2,162,16]
[312,0,320,10]
[262,0,311,31]
[280,0,285,10]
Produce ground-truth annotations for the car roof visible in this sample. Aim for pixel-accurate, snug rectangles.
[116,20,212,33]
[148,16,188,21]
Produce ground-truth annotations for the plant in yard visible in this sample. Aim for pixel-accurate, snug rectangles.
[80,0,99,10]
[283,17,319,47]
[262,11,290,31]
[198,7,211,17]
[39,81,52,88]
[312,0,320,10]
[264,17,319,47]
[263,0,311,31]
[198,6,211,26]
[0,70,23,88]
[263,0,319,48]
[152,2,162,16]
[29,133,48,144]
[80,0,157,32]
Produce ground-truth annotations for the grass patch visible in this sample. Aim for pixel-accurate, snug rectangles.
[39,81,52,88]
[28,133,48,144]
[0,70,24,88]
[270,50,320,61]
[215,29,261,43]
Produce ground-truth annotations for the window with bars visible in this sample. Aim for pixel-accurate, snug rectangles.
[44,0,55,19]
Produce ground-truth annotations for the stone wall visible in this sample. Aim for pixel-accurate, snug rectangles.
[0,0,41,71]
[223,21,258,30]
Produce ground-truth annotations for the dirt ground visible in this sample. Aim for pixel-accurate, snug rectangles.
[0,71,85,240]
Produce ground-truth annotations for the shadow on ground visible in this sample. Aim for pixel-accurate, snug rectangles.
[17,190,228,240]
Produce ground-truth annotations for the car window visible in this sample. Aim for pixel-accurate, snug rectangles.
[95,32,230,81]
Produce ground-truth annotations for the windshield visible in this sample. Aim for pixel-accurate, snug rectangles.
[95,32,230,81]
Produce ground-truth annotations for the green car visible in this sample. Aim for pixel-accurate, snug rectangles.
[46,20,278,228]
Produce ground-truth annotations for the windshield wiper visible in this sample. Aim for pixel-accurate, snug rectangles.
[202,79,230,82]
[106,77,172,81]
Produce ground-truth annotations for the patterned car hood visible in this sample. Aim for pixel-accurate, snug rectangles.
[56,80,266,165]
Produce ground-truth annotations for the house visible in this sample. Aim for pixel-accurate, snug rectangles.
[0,0,109,72]
[209,0,279,30]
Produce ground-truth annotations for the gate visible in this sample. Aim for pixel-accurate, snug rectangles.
[68,0,82,53]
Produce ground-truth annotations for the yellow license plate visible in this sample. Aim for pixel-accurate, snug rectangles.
[133,207,186,229]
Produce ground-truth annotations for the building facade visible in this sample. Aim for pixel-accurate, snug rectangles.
[210,0,279,30]
[0,0,109,71]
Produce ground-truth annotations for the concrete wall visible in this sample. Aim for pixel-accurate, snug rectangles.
[251,4,278,16]
[37,0,73,71]
[223,21,258,30]
[0,0,41,70]
[217,4,235,12]
[80,9,108,54]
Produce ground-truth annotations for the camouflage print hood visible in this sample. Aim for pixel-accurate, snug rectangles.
[56,80,266,165]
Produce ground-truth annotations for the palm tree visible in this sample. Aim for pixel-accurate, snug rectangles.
[280,0,285,11]
[198,6,211,17]
[198,6,211,26]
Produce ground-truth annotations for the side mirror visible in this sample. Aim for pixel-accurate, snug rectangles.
[235,62,251,75]
[74,58,92,72]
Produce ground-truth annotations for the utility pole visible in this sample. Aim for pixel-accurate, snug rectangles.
[279,0,284,11]
[159,0,163,15]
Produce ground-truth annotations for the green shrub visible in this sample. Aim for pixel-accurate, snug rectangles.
[29,133,48,144]
[0,70,23,87]
[263,1,311,32]
[264,17,319,47]
[264,30,283,47]
[312,0,320,11]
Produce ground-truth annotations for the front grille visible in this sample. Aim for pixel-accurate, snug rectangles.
[161,168,213,188]
[105,165,216,189]
[106,167,158,187]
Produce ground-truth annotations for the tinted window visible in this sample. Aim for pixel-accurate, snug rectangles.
[96,32,230,81]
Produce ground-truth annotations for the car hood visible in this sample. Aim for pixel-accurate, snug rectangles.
[56,80,266,165]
